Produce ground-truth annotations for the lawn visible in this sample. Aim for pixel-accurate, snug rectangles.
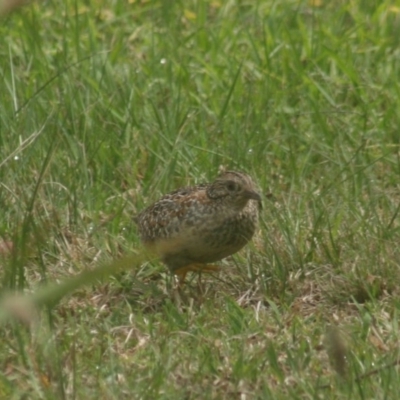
[1,0,400,398]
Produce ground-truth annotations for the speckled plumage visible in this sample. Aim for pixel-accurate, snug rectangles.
[135,171,262,281]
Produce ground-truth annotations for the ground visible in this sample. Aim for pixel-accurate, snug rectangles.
[1,0,400,398]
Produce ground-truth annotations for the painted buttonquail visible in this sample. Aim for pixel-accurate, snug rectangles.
[135,171,262,283]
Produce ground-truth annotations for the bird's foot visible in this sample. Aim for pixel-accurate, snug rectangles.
[174,264,220,286]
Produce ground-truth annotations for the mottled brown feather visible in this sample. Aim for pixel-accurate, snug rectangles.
[135,171,261,279]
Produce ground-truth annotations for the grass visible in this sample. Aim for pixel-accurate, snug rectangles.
[1,0,400,398]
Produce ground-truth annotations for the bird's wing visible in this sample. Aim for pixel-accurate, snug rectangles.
[136,185,208,242]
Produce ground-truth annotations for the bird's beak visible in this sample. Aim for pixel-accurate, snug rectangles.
[244,190,262,202]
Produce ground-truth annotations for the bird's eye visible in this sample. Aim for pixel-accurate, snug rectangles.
[227,182,237,191]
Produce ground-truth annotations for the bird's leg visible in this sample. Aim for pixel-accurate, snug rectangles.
[174,264,219,281]
[174,264,220,292]
[198,269,203,295]
[177,271,187,287]
[191,264,220,295]
[174,269,188,288]
[191,264,220,273]
[170,269,189,307]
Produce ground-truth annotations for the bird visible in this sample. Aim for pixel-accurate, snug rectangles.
[135,170,262,284]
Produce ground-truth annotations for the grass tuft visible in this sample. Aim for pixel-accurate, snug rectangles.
[1,0,400,397]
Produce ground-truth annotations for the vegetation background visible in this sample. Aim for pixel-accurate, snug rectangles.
[1,0,400,398]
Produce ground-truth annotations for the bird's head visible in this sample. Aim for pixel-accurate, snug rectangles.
[207,171,262,210]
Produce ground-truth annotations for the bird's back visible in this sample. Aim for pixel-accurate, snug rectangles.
[135,183,210,243]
